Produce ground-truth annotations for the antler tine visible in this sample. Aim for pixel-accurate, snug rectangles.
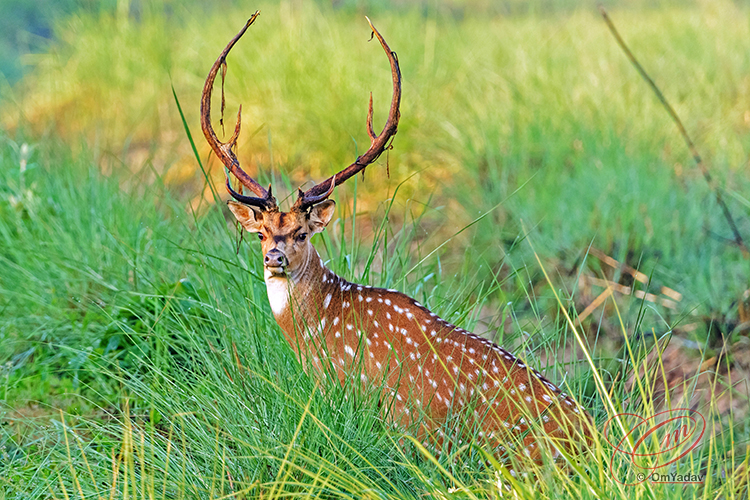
[224,175,275,206]
[293,18,401,212]
[366,92,377,141]
[201,11,277,211]
[294,175,336,209]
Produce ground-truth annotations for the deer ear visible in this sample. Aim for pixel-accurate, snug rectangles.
[227,201,264,232]
[308,200,336,234]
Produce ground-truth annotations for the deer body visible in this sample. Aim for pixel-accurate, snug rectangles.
[202,13,591,466]
[257,235,587,457]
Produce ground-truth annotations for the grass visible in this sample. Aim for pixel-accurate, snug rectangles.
[3,132,745,498]
[1,0,749,498]
[0,135,546,497]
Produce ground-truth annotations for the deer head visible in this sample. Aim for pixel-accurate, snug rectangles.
[225,199,337,283]
[200,12,401,284]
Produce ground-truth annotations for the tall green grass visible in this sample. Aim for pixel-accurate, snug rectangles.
[0,135,542,496]
[1,135,745,498]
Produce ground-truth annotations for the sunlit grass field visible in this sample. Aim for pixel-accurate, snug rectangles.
[1,0,749,497]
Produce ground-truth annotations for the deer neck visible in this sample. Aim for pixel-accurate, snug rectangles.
[264,245,330,336]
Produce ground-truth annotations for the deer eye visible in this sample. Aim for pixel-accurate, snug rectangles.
[296,233,307,243]
[258,233,265,241]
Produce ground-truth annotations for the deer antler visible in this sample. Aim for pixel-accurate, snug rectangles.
[201,11,277,212]
[292,17,402,213]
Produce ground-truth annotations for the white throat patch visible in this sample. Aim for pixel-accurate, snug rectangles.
[264,269,291,316]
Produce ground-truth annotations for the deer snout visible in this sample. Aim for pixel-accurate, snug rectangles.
[264,249,288,270]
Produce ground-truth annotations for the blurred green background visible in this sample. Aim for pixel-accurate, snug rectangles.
[5,0,748,316]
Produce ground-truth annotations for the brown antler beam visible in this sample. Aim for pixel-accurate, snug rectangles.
[293,17,401,211]
[201,11,277,211]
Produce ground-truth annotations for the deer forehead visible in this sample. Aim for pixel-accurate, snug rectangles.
[262,211,309,236]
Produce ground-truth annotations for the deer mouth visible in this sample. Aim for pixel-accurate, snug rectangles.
[265,265,287,277]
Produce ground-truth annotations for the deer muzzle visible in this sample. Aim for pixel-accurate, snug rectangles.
[264,249,288,275]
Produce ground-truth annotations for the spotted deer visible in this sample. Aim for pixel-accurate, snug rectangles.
[201,13,592,470]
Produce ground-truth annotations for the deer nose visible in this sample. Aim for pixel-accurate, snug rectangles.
[264,249,288,268]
